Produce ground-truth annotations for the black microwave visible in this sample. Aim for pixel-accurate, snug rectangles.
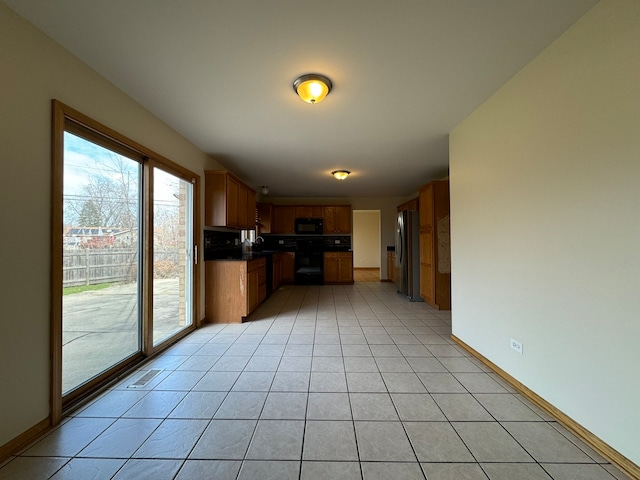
[295,217,323,235]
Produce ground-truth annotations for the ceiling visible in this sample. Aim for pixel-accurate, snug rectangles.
[5,0,597,197]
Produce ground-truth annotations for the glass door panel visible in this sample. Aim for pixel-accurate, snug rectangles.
[62,132,142,395]
[152,168,194,346]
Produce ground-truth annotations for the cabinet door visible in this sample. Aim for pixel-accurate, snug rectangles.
[323,206,336,233]
[296,206,311,218]
[419,229,435,303]
[338,252,353,282]
[387,252,395,282]
[257,202,272,234]
[281,252,295,283]
[323,252,339,283]
[226,176,239,228]
[335,206,351,233]
[419,184,434,228]
[273,206,295,234]
[237,183,248,228]
[258,263,267,303]
[204,171,229,227]
[247,267,260,313]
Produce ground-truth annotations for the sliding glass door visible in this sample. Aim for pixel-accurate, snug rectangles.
[62,132,142,396]
[52,101,199,416]
[153,168,194,346]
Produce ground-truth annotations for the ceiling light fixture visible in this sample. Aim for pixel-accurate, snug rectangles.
[261,185,269,195]
[332,170,350,180]
[293,74,332,104]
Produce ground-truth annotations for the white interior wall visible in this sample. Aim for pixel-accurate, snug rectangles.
[450,0,640,464]
[353,210,381,268]
[0,3,220,447]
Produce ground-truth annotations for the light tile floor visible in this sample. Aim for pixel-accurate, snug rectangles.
[0,283,631,480]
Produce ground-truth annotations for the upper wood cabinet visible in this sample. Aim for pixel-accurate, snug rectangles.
[205,170,256,229]
[270,204,352,234]
[397,198,419,212]
[296,206,323,218]
[272,205,296,234]
[257,202,272,234]
[324,205,351,233]
[418,180,450,310]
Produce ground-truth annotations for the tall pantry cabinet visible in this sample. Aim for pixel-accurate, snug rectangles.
[419,180,451,310]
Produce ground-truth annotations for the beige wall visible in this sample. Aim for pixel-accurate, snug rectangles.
[450,0,640,465]
[0,4,222,447]
[353,211,381,268]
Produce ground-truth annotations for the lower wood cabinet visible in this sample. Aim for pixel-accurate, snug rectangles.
[272,251,295,290]
[387,250,396,283]
[324,251,354,284]
[205,257,267,323]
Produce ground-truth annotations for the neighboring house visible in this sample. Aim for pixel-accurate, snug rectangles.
[63,226,128,249]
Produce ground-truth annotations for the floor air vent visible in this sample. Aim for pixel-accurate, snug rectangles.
[128,369,163,388]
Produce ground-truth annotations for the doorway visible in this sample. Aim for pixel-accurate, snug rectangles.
[352,210,381,282]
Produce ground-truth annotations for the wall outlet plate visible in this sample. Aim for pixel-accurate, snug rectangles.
[335,240,340,244]
[279,240,284,244]
[510,338,523,354]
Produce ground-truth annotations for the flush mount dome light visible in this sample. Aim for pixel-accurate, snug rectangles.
[293,74,332,104]
[332,170,350,180]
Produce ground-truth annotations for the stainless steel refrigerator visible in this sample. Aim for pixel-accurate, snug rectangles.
[396,210,422,301]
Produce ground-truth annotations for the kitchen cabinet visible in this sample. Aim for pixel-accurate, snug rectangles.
[397,198,418,213]
[323,205,351,233]
[257,202,272,234]
[324,251,354,284]
[272,251,295,290]
[387,250,396,283]
[205,257,266,323]
[205,170,256,229]
[272,205,296,234]
[418,180,450,310]
[296,206,323,218]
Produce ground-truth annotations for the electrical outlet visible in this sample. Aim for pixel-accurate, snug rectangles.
[335,239,340,244]
[510,338,523,354]
[279,240,284,244]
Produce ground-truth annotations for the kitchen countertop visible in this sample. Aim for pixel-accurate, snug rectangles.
[205,247,351,261]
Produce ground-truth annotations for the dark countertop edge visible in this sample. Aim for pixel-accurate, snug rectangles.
[205,249,353,261]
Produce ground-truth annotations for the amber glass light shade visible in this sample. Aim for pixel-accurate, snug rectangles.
[293,74,332,104]
[332,170,350,180]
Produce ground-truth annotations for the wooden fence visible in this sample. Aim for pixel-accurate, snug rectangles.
[63,248,179,287]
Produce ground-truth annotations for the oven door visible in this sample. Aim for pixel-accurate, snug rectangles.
[295,245,324,284]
